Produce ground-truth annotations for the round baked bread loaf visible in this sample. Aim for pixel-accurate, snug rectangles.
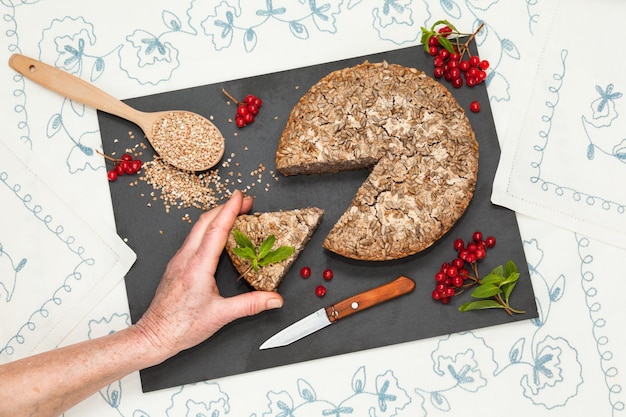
[275,61,478,261]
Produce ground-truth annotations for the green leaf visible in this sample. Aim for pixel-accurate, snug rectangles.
[480,273,504,286]
[420,27,434,52]
[437,36,455,53]
[232,246,256,261]
[504,260,518,277]
[490,264,504,277]
[502,280,518,304]
[501,272,520,286]
[459,300,504,312]
[259,246,295,267]
[233,229,254,250]
[471,283,502,299]
[231,229,295,274]
[258,235,276,260]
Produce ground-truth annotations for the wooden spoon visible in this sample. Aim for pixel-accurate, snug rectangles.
[9,54,224,172]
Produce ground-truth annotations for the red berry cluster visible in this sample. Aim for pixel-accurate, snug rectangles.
[421,21,488,113]
[431,231,496,304]
[222,88,263,128]
[300,266,333,297]
[100,151,142,182]
[427,28,490,91]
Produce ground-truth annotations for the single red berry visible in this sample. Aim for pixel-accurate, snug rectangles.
[235,115,246,128]
[253,97,263,107]
[440,296,451,304]
[470,101,481,113]
[322,268,334,281]
[459,60,470,72]
[446,266,458,277]
[315,285,327,297]
[438,25,452,37]
[452,258,464,269]
[107,169,118,181]
[120,160,134,174]
[429,45,439,56]
[247,103,259,115]
[433,56,445,67]
[130,159,142,172]
[300,266,311,279]
[243,113,255,124]
[475,248,486,260]
[432,289,443,300]
[467,67,480,78]
[472,231,483,242]
[121,153,133,162]
[479,59,490,70]
[449,53,460,62]
[451,77,463,89]
[434,67,445,78]
[115,164,125,176]
[466,77,477,87]
[244,94,256,104]
[453,238,465,251]
[469,55,480,67]
[448,67,461,80]
[435,271,447,283]
[485,236,496,248]
[452,275,464,287]
[237,105,249,116]
[438,49,450,60]
[428,36,440,46]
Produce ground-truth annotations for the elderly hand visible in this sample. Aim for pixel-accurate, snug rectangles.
[133,190,284,359]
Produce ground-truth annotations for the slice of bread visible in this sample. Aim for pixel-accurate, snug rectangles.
[225,207,324,291]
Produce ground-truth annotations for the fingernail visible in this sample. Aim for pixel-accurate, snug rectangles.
[267,298,283,309]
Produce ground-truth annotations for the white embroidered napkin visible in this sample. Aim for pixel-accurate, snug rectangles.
[492,0,626,249]
[0,139,136,362]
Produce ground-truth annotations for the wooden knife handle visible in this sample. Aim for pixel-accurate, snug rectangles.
[324,275,415,323]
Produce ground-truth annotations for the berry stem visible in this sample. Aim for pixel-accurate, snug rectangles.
[95,149,119,163]
[222,88,242,106]
[457,22,485,59]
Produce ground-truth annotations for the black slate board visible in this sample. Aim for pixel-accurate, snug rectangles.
[98,44,537,393]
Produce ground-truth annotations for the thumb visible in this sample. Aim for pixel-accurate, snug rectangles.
[216,291,283,326]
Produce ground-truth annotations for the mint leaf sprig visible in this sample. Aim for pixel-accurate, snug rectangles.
[458,260,525,315]
[231,230,295,276]
[420,19,485,59]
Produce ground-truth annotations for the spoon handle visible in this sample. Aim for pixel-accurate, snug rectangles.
[9,54,143,124]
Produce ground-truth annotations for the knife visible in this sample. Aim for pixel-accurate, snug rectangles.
[259,275,416,350]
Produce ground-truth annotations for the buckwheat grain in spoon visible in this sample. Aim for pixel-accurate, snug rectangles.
[9,54,224,172]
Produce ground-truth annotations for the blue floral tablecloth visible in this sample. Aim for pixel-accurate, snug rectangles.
[2,1,624,416]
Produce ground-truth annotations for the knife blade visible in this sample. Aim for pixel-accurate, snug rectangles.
[259,275,415,350]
